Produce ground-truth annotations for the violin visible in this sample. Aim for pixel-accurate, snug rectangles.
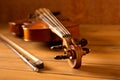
[9,11,80,42]
[9,8,90,68]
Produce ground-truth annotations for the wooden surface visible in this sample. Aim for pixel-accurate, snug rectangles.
[1,0,120,24]
[0,24,120,80]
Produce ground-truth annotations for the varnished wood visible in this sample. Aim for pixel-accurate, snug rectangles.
[0,24,120,79]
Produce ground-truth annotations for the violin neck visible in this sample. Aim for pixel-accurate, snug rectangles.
[36,8,71,38]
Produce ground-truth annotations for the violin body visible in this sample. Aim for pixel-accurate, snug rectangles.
[9,19,33,37]
[23,21,80,42]
[9,19,80,42]
[9,11,67,38]
[9,21,24,37]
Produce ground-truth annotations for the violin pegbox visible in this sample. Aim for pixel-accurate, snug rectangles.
[53,38,90,59]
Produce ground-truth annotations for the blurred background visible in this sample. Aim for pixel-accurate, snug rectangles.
[0,0,120,24]
[0,1,120,80]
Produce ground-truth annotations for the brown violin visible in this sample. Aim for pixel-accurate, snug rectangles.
[9,8,90,68]
[9,11,80,42]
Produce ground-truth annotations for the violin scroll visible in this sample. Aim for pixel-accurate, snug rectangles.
[63,37,89,68]
[51,37,90,68]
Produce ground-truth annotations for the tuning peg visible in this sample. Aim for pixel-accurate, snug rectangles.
[50,45,66,50]
[28,13,36,19]
[52,11,61,16]
[78,38,88,47]
[54,55,69,59]
[82,48,90,54]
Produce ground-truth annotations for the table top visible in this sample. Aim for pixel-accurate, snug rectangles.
[0,24,120,80]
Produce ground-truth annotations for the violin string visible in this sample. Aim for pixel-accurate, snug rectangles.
[42,9,67,35]
[39,9,67,36]
[38,12,64,38]
[39,8,71,37]
[40,14,63,38]
[42,8,70,35]
[39,9,66,37]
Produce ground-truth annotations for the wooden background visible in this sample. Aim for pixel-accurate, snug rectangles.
[0,1,120,79]
[0,0,120,24]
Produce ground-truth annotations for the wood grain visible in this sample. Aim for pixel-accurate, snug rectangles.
[0,24,120,80]
[1,0,120,24]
